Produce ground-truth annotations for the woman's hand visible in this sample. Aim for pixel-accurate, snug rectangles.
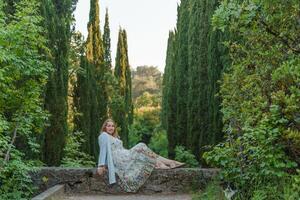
[97,166,107,176]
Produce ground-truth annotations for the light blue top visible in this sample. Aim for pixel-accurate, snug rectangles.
[98,132,116,184]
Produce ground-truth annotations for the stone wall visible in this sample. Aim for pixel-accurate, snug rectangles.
[29,167,219,196]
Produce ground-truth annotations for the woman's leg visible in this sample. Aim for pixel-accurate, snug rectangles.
[131,143,158,159]
[132,143,185,168]
[135,144,182,164]
[157,156,185,168]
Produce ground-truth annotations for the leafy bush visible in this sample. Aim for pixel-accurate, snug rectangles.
[175,146,199,168]
[0,150,37,199]
[129,101,161,147]
[192,181,226,200]
[0,0,51,198]
[61,131,95,167]
[204,0,300,199]
[149,129,168,157]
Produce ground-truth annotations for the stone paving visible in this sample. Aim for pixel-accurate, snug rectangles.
[65,194,192,200]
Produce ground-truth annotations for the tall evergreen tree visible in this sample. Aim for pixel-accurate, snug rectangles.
[162,31,178,158]
[103,8,112,71]
[113,28,132,147]
[186,0,228,162]
[73,55,93,156]
[175,0,190,148]
[187,0,209,161]
[86,0,104,159]
[162,0,228,162]
[122,30,134,126]
[102,8,114,118]
[74,0,107,159]
[41,0,76,166]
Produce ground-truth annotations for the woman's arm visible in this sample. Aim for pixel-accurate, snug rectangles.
[97,133,116,183]
[98,133,108,167]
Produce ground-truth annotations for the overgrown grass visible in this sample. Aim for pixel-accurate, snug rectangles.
[192,181,226,200]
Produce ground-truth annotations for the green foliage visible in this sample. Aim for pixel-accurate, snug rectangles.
[131,69,162,152]
[128,124,142,148]
[41,0,75,166]
[129,104,160,146]
[162,0,227,161]
[149,129,168,158]
[0,0,50,197]
[192,181,225,200]
[135,92,161,109]
[74,0,110,161]
[73,55,93,156]
[103,8,112,71]
[285,170,300,200]
[204,0,300,198]
[250,184,285,200]
[0,151,37,199]
[175,0,189,149]
[113,28,133,147]
[162,31,177,158]
[175,146,199,168]
[68,30,85,131]
[86,0,106,160]
[132,66,162,100]
[61,131,96,167]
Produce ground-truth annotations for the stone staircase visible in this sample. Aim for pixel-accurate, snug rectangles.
[30,167,219,199]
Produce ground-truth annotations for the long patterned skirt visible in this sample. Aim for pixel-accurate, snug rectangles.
[112,142,158,192]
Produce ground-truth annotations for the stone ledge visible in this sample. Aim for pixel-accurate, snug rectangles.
[32,184,64,200]
[29,167,219,196]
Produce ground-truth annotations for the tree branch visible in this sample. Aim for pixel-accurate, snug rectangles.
[259,19,300,54]
[4,123,18,163]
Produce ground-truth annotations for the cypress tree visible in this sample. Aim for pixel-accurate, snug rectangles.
[113,28,132,147]
[74,0,106,159]
[103,8,112,71]
[162,32,170,130]
[73,55,93,156]
[163,31,178,158]
[41,0,75,166]
[187,0,209,161]
[186,0,229,162]
[162,0,229,163]
[175,0,190,148]
[102,8,115,118]
[122,30,134,126]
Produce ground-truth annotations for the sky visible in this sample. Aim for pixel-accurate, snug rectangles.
[74,0,179,72]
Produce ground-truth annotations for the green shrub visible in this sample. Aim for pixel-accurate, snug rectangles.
[0,138,37,199]
[149,129,168,157]
[192,181,225,200]
[61,131,95,167]
[175,146,199,167]
[203,0,300,198]
[0,0,51,198]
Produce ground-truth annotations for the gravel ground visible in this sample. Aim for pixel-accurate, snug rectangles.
[65,194,192,200]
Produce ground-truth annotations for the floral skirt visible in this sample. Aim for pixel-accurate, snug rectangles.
[113,143,158,192]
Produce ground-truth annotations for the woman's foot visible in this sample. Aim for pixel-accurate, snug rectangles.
[155,160,171,169]
[169,161,186,169]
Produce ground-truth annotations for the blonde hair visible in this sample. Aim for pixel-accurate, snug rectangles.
[101,119,119,138]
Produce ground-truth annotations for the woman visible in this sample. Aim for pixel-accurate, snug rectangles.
[97,119,185,192]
